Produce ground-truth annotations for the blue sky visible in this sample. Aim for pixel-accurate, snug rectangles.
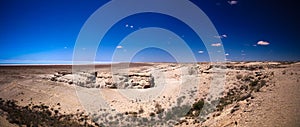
[0,0,299,63]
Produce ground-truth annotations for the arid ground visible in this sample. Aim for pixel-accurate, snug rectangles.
[0,62,299,127]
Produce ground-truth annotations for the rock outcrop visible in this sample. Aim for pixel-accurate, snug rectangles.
[49,71,155,89]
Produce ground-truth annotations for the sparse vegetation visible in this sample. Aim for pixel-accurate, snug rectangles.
[242,75,254,82]
[282,70,286,74]
[215,71,270,112]
[0,98,100,127]
[249,79,259,87]
[236,74,243,80]
[192,99,205,111]
[138,107,144,114]
[149,112,155,117]
[186,99,205,117]
[155,103,164,114]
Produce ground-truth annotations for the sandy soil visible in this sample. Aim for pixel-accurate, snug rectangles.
[0,62,299,127]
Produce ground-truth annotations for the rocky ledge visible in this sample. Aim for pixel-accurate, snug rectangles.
[49,71,155,89]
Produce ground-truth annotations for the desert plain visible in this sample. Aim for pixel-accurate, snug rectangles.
[0,62,299,127]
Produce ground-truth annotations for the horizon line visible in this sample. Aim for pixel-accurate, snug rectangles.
[0,60,298,66]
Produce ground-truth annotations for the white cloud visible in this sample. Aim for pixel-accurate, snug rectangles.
[211,43,222,47]
[125,24,134,28]
[198,50,204,54]
[116,45,123,49]
[225,53,229,56]
[214,34,227,39]
[257,41,270,45]
[228,0,238,5]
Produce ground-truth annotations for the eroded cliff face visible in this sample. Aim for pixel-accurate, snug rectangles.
[48,71,155,89]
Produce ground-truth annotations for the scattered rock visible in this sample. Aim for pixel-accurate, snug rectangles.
[179,117,187,124]
[57,71,72,76]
